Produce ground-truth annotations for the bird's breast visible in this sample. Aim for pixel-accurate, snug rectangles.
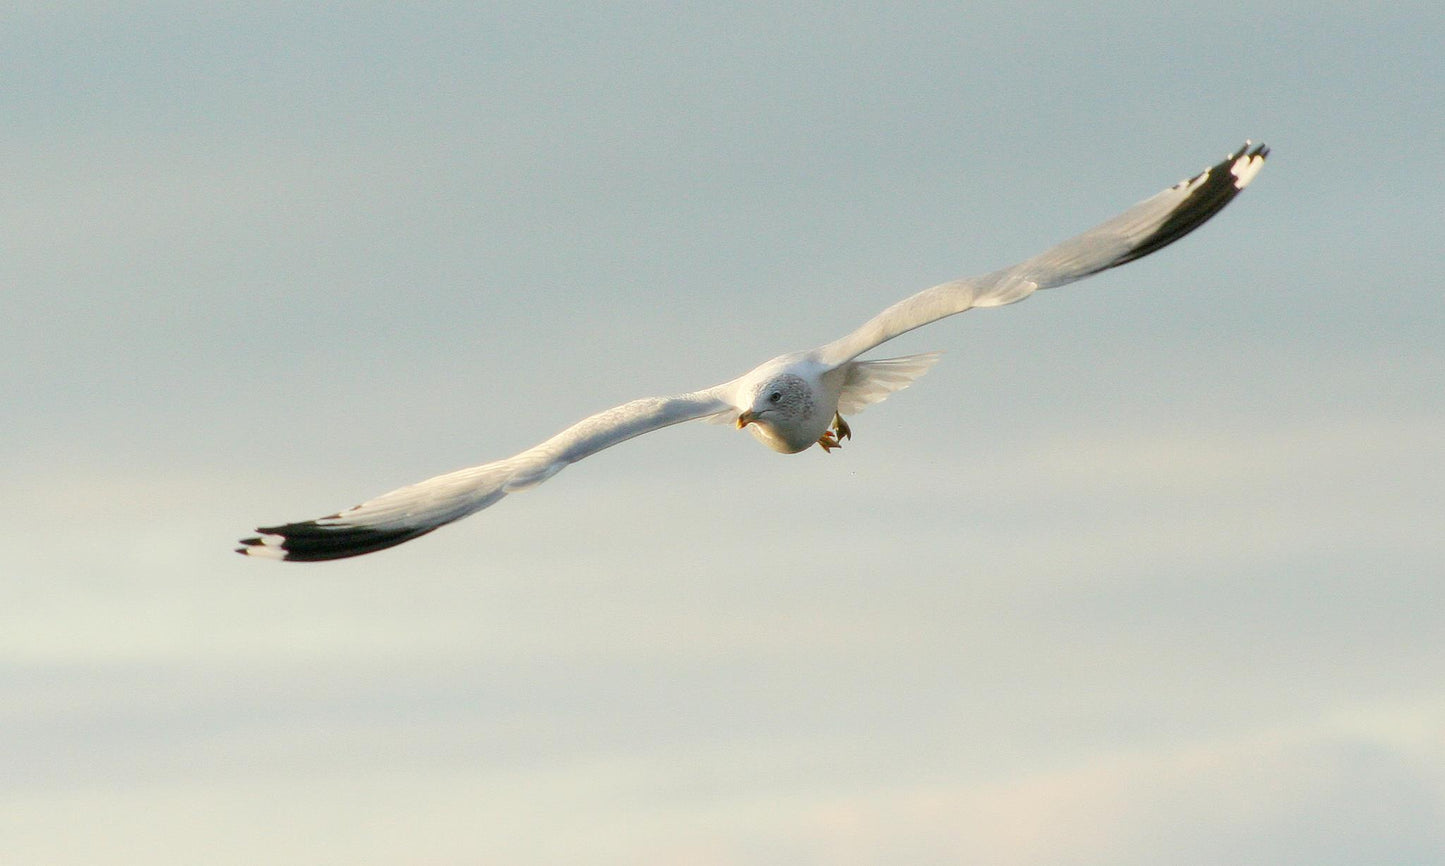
[745,405,833,454]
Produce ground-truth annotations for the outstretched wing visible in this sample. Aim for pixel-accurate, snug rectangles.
[816,141,1268,366]
[238,388,733,561]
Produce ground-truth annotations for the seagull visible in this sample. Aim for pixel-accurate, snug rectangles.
[239,141,1268,561]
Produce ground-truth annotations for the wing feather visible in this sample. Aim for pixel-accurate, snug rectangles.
[816,142,1268,366]
[238,389,733,561]
[836,352,944,415]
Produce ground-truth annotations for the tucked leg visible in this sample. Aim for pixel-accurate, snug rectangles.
[816,413,852,453]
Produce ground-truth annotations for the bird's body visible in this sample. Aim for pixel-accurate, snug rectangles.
[240,142,1268,561]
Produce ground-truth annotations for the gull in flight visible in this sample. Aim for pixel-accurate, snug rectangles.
[240,141,1268,561]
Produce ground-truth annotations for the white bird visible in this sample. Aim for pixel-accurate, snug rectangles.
[239,141,1268,561]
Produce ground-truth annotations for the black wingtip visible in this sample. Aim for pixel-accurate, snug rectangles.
[237,521,438,562]
[1110,140,1269,269]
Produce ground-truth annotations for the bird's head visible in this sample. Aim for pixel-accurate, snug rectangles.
[736,373,813,433]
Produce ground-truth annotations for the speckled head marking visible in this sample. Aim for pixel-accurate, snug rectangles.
[753,373,814,421]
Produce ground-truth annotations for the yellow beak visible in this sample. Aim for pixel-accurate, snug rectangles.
[736,410,757,429]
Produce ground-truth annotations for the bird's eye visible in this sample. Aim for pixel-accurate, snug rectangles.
[768,391,782,404]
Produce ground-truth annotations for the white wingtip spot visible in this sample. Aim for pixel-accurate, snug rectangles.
[237,533,287,559]
[1231,154,1265,189]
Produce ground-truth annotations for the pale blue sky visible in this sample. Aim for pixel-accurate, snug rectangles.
[3,3,1443,863]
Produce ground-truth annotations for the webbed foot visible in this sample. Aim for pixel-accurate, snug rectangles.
[817,413,852,453]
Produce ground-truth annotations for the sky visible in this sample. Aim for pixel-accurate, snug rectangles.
[3,2,1443,863]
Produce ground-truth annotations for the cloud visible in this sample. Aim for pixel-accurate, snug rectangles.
[5,697,1438,865]
[773,710,1445,866]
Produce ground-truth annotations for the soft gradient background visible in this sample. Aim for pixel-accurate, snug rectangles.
[4,3,1442,864]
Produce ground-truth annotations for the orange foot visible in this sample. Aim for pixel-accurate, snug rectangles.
[816,412,852,453]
